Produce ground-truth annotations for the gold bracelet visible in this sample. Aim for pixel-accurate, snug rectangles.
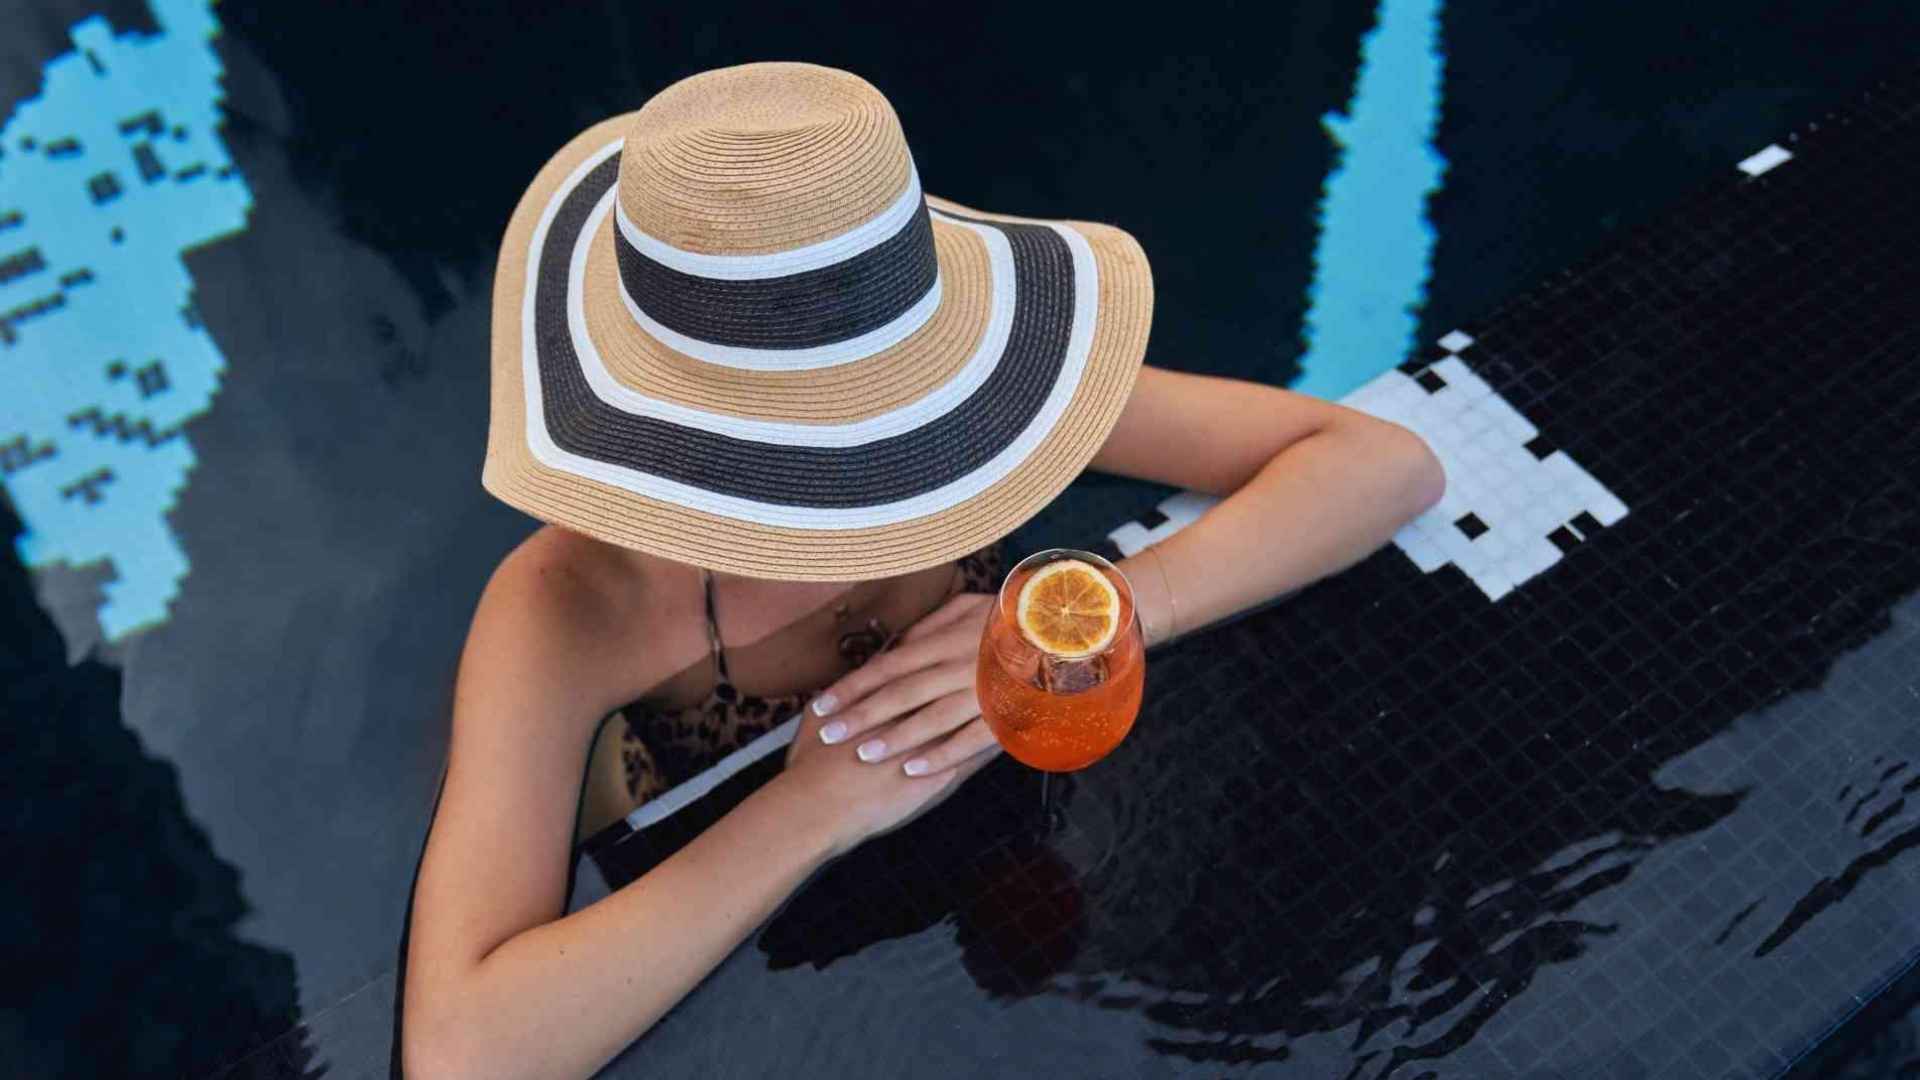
[1149,545,1178,644]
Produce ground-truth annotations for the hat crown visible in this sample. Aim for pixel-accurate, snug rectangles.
[618,62,915,256]
[487,59,1154,579]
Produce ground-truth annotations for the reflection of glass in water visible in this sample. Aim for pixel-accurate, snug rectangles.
[959,838,1086,997]
[977,550,1146,773]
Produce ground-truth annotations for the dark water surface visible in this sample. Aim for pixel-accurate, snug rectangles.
[4,2,1920,1077]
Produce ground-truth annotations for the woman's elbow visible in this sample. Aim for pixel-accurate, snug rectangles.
[402,1023,464,1080]
[403,1000,493,1080]
[1376,419,1446,521]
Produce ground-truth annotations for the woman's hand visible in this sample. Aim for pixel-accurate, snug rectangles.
[809,591,1000,773]
[777,592,1003,854]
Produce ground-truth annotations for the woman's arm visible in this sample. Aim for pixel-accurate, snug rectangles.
[403,546,992,1079]
[1094,365,1445,646]
[799,365,1445,778]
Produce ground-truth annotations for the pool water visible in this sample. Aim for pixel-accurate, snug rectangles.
[4,2,1920,1077]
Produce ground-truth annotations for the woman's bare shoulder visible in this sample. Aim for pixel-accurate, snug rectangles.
[487,526,643,624]
[462,527,693,724]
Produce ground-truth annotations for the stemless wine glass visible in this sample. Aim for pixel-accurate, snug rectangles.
[976,548,1146,774]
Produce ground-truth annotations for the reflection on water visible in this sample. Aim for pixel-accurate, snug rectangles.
[0,0,253,644]
[748,579,1917,1077]
[1759,754,1919,958]
[1071,584,1918,1075]
[957,836,1088,999]
[1055,656,1747,1074]
[0,503,315,1078]
[757,760,1085,985]
[1294,0,1448,402]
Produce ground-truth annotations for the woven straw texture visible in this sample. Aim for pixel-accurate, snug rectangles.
[483,64,1154,580]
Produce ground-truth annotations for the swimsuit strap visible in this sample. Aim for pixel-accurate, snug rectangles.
[698,568,734,684]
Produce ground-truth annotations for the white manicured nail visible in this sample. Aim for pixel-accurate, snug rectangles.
[903,759,931,777]
[811,693,838,717]
[856,739,886,763]
[818,721,847,745]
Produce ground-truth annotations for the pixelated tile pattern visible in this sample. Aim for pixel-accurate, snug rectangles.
[1106,491,1219,559]
[0,0,251,640]
[1109,342,1631,605]
[1350,345,1629,602]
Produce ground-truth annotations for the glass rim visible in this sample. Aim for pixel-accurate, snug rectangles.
[994,546,1137,623]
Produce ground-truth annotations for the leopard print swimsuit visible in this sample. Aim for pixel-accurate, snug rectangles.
[611,543,1006,806]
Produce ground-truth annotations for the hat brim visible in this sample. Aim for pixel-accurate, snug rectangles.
[484,113,1153,580]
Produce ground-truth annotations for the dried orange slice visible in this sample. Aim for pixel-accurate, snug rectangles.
[1016,559,1121,657]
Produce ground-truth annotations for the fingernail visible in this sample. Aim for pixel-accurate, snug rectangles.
[903,759,931,777]
[818,721,847,745]
[811,693,838,717]
[856,739,887,763]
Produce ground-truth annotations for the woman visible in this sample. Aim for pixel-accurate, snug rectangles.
[402,61,1442,1078]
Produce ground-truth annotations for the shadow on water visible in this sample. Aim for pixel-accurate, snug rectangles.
[0,500,318,1077]
[0,0,155,106]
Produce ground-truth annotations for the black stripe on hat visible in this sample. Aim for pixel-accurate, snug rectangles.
[614,199,939,350]
[534,154,1076,509]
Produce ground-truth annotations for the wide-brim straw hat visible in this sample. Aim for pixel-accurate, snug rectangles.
[484,61,1154,580]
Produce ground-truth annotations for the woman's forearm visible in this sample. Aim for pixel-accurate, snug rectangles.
[406,774,838,1080]
[1120,418,1442,647]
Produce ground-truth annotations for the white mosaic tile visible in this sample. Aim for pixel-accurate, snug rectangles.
[1107,490,1219,558]
[1104,332,1631,603]
[1738,143,1794,177]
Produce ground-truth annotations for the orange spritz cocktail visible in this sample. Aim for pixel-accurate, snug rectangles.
[977,549,1145,772]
